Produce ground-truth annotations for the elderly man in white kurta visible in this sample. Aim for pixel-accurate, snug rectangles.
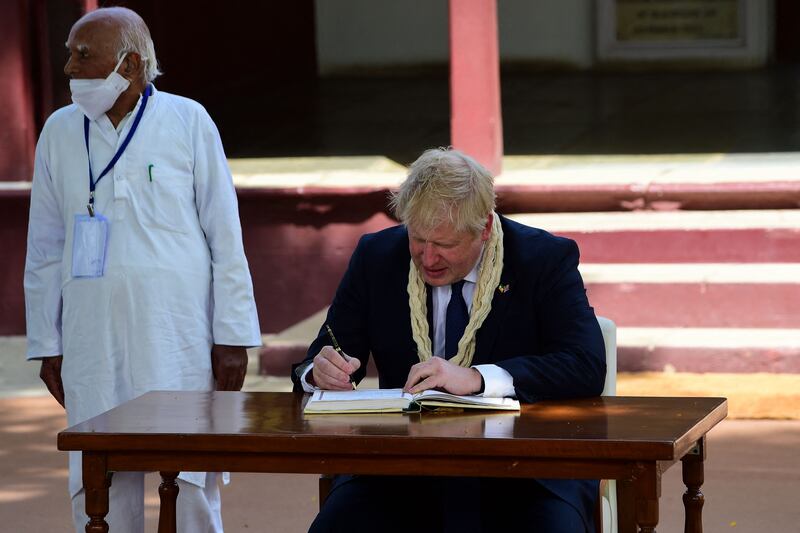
[24,7,260,532]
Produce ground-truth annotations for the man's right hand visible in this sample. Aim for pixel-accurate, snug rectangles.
[40,356,65,408]
[311,346,361,390]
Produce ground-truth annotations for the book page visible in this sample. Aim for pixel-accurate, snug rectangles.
[315,388,411,402]
[304,388,418,415]
[414,389,520,410]
[414,390,485,402]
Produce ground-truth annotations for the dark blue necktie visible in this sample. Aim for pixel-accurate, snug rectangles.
[445,280,469,359]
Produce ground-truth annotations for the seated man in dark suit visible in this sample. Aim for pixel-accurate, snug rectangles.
[292,147,606,533]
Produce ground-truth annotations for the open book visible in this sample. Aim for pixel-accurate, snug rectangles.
[303,388,520,414]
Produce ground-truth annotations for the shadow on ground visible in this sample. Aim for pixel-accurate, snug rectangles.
[1,396,798,532]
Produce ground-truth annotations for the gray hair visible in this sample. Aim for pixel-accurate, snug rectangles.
[390,147,496,234]
[82,7,162,82]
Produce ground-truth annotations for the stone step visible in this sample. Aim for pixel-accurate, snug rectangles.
[617,328,800,373]
[259,328,800,376]
[258,204,800,374]
[228,153,800,211]
[258,308,800,375]
[512,210,800,263]
[589,282,799,328]
[581,263,800,328]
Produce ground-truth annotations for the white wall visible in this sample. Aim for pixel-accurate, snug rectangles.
[315,0,594,75]
[315,0,771,74]
[315,0,449,74]
[498,0,593,68]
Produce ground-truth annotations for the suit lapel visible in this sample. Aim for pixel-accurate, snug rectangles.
[474,231,516,365]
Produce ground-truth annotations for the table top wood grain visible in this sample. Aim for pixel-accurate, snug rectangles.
[58,391,727,463]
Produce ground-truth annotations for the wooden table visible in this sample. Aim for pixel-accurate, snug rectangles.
[58,391,727,533]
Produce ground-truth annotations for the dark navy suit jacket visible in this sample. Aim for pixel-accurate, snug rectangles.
[292,214,606,528]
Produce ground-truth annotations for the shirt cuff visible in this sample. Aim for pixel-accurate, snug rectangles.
[300,363,319,393]
[472,364,515,398]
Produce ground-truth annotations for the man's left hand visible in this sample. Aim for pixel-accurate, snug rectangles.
[403,357,482,396]
[211,345,248,391]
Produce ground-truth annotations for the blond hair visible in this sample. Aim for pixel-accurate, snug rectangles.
[390,148,496,234]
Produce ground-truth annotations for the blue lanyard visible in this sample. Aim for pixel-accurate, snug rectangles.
[83,84,152,216]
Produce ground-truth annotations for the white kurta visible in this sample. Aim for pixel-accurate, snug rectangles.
[24,86,261,497]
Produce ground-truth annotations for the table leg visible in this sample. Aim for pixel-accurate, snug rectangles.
[158,471,180,533]
[682,438,706,533]
[617,479,637,533]
[82,452,111,533]
[634,463,661,533]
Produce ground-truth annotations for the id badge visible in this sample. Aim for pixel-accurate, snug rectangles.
[72,214,110,278]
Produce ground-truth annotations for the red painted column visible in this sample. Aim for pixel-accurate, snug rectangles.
[448,0,503,175]
[0,1,36,181]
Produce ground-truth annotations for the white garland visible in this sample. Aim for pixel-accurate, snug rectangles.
[407,213,504,367]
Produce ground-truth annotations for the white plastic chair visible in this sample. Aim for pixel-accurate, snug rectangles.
[597,316,618,533]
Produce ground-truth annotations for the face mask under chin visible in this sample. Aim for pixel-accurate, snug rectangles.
[69,53,131,121]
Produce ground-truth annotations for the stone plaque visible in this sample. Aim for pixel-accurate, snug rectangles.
[616,0,740,42]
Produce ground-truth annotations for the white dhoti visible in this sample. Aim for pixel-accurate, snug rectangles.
[71,472,224,533]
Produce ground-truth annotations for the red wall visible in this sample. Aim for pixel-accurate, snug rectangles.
[0,192,30,334]
[0,189,393,336]
[239,190,395,333]
[0,1,36,182]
